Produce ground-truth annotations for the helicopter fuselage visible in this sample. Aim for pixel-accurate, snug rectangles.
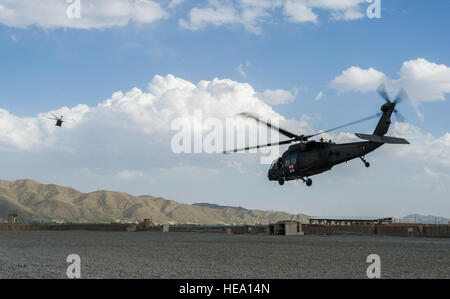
[268,140,383,183]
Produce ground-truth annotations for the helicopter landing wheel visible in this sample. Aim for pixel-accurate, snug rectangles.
[360,157,370,168]
[278,179,285,186]
[301,177,313,187]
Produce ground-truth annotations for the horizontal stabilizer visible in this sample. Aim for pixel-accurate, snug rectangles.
[355,133,410,144]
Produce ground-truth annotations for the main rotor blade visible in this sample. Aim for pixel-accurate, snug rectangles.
[50,113,58,119]
[394,88,409,104]
[377,84,391,103]
[237,112,300,139]
[306,113,382,139]
[223,139,295,154]
[394,110,406,123]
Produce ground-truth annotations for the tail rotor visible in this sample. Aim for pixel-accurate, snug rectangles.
[377,84,408,123]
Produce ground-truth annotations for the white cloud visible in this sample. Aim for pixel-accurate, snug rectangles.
[0,0,368,33]
[115,170,144,180]
[330,7,364,20]
[0,75,306,152]
[330,58,450,107]
[237,64,245,77]
[315,91,324,101]
[396,58,450,105]
[389,122,450,168]
[180,0,367,34]
[256,88,298,105]
[0,0,169,29]
[283,1,318,24]
[330,66,387,93]
[4,74,447,169]
[168,0,184,9]
[179,1,239,31]
[0,109,41,151]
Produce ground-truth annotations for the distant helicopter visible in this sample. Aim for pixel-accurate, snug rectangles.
[48,113,66,127]
[224,84,410,187]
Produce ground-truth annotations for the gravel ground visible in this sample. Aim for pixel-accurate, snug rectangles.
[0,231,449,279]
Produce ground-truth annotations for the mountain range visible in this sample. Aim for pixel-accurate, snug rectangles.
[0,179,309,225]
[401,214,450,225]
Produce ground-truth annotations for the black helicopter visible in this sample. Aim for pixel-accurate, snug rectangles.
[48,113,66,127]
[225,85,410,186]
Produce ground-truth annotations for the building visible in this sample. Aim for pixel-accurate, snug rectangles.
[271,221,304,236]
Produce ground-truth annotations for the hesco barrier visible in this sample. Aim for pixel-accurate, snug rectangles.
[168,226,228,233]
[375,225,419,237]
[302,224,376,235]
[376,224,450,238]
[0,223,33,231]
[423,225,450,238]
[301,224,450,238]
[167,225,270,234]
[1,223,449,238]
[0,223,130,231]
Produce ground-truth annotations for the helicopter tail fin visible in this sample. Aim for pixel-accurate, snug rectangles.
[355,133,410,144]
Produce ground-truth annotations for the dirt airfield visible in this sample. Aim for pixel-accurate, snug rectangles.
[0,231,448,279]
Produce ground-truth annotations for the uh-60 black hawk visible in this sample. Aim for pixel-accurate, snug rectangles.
[225,85,410,187]
[48,113,66,127]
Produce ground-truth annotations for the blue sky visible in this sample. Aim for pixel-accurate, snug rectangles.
[0,0,449,218]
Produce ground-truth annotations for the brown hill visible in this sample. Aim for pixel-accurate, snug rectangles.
[0,179,309,224]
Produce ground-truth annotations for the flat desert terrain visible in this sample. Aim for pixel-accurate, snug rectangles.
[0,231,449,279]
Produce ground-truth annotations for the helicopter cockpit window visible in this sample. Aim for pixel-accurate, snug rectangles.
[284,154,297,167]
[270,160,280,170]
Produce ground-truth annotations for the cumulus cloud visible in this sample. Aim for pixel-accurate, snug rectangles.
[179,1,239,31]
[390,122,450,168]
[2,74,449,171]
[396,59,450,105]
[0,75,308,153]
[0,0,169,29]
[180,0,367,34]
[330,66,387,93]
[0,0,368,32]
[330,58,450,106]
[2,74,447,169]
[256,88,298,105]
[0,104,90,151]
[283,0,318,24]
